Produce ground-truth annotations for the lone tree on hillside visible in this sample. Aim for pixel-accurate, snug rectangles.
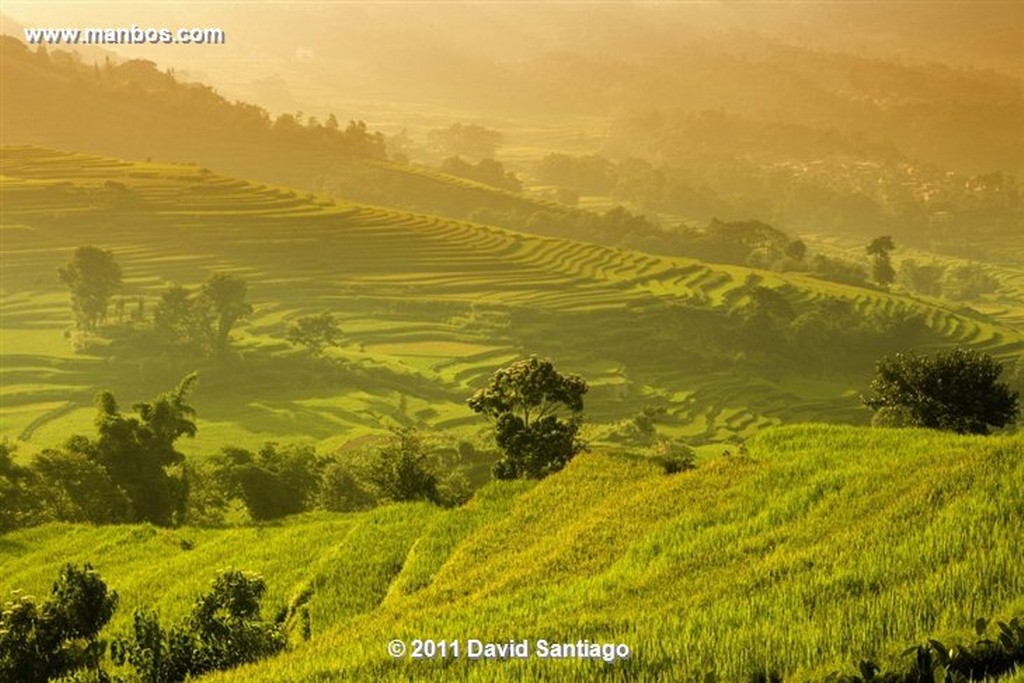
[199,273,252,353]
[287,312,343,357]
[468,357,588,479]
[863,347,1019,434]
[867,236,896,288]
[58,246,122,330]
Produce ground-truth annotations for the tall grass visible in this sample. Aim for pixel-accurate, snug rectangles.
[4,424,1022,681]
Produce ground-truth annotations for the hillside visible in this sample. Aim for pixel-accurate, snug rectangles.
[2,146,1021,457]
[2,425,1023,680]
[0,35,575,233]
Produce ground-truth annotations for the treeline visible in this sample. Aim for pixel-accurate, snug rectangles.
[0,378,471,534]
[472,202,878,289]
[19,37,387,158]
[440,156,522,192]
[2,36,386,169]
[535,148,1024,259]
[731,279,928,369]
[898,260,998,301]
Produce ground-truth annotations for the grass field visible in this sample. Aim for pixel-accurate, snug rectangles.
[2,424,1022,681]
[3,146,1020,460]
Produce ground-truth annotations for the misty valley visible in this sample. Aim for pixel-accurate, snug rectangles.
[1,3,1023,682]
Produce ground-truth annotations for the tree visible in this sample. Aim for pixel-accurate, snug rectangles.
[0,564,118,683]
[0,441,39,532]
[365,428,440,503]
[286,312,343,356]
[863,348,1019,434]
[89,374,198,525]
[30,448,132,524]
[468,357,588,479]
[199,274,252,352]
[784,239,807,262]
[153,284,215,354]
[58,246,122,330]
[898,259,945,297]
[867,236,896,288]
[214,443,322,521]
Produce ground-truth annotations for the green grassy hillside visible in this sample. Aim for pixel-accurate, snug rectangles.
[3,425,1022,680]
[2,146,1021,457]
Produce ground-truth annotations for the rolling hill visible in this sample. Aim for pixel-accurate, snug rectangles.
[0,35,577,234]
[2,145,1020,459]
[2,425,1023,680]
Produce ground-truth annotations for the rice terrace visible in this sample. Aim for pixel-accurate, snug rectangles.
[2,3,1024,682]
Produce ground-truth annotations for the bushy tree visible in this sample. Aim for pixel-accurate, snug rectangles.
[0,442,39,532]
[863,347,1019,434]
[365,428,440,503]
[0,564,118,683]
[89,374,198,525]
[316,461,376,512]
[30,448,131,524]
[468,357,588,479]
[198,273,252,353]
[58,246,122,331]
[153,285,216,355]
[898,259,945,297]
[286,312,343,356]
[213,443,322,521]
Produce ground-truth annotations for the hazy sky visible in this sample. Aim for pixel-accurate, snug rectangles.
[5,2,1022,123]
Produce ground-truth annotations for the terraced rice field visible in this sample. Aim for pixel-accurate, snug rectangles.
[2,146,1021,457]
[4,425,1024,681]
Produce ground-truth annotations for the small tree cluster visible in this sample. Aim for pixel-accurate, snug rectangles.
[154,274,251,357]
[0,376,198,531]
[468,357,588,480]
[734,283,926,368]
[898,260,999,302]
[57,247,253,358]
[2,564,287,683]
[183,429,467,526]
[111,570,285,683]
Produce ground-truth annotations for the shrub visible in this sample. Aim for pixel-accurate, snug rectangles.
[112,570,286,683]
[0,564,118,683]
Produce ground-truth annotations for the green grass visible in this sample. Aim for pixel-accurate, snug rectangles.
[3,425,1022,681]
